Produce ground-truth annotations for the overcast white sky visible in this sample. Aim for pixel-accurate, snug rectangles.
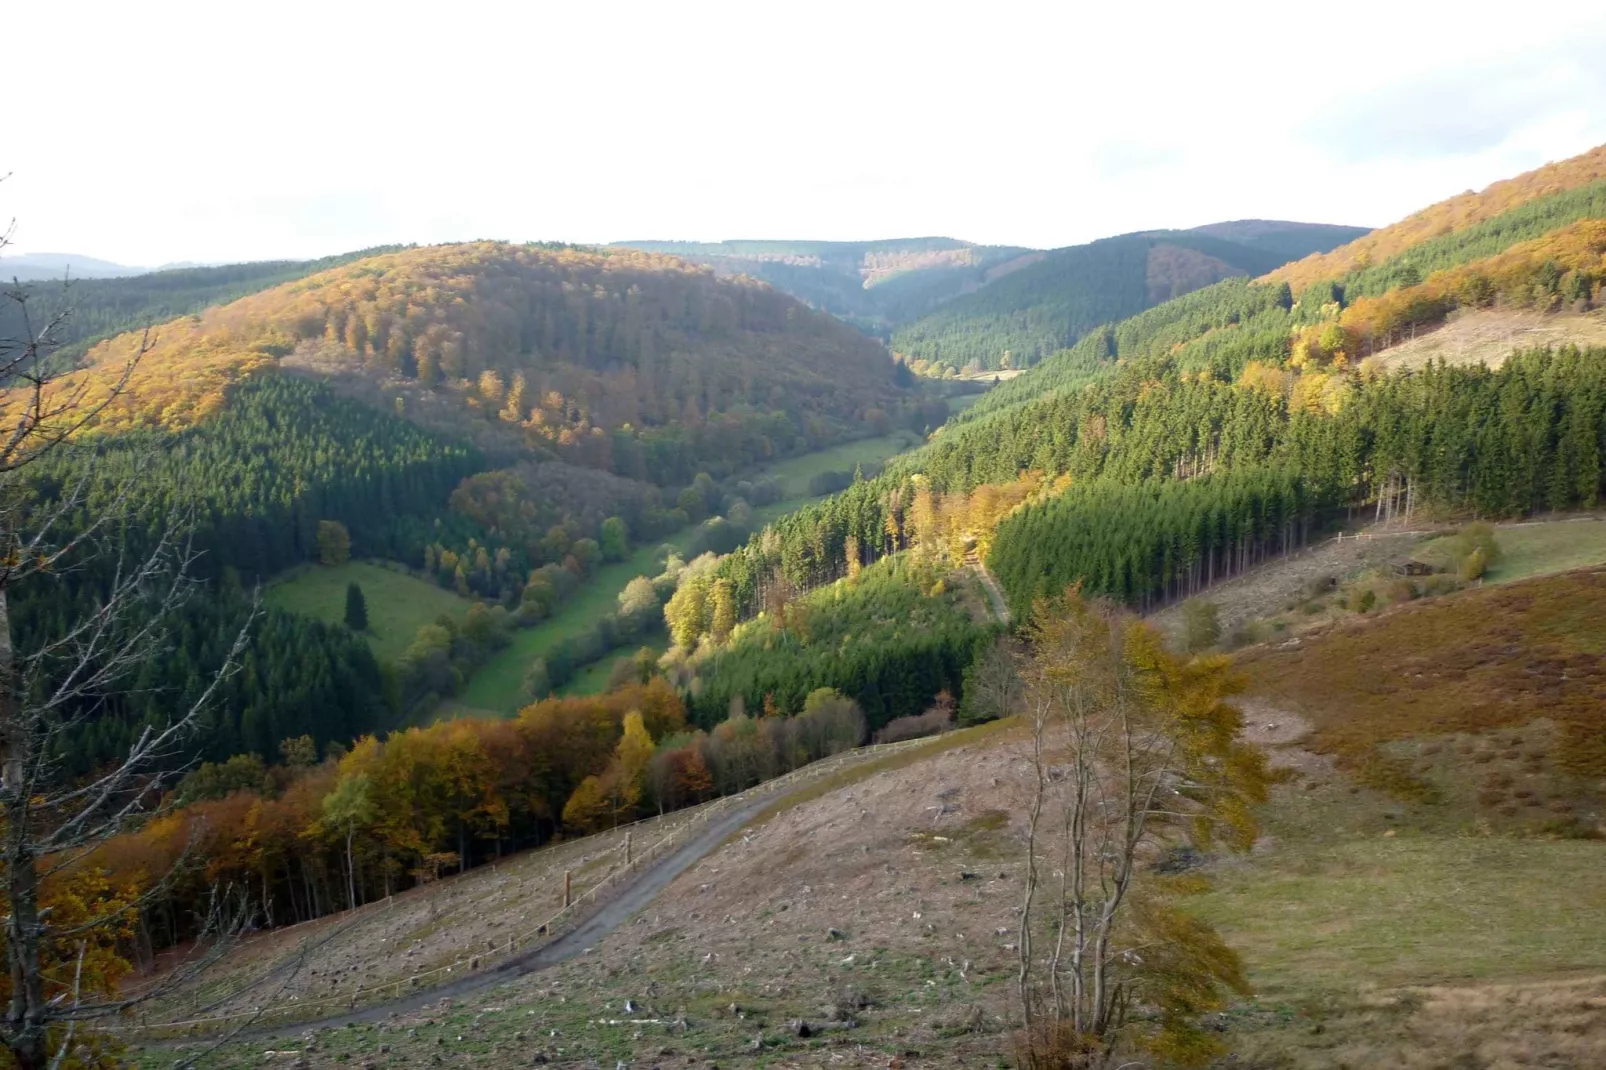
[6,0,1606,266]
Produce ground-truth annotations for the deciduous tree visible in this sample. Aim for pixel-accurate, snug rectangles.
[1013,589,1267,1068]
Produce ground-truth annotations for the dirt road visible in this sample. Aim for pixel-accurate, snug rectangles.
[163,789,791,1042]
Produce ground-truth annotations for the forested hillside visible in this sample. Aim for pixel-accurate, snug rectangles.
[709,144,1606,635]
[19,376,477,770]
[0,246,406,358]
[888,222,1365,373]
[613,237,1036,333]
[47,242,910,482]
[1266,143,1606,291]
[5,240,932,776]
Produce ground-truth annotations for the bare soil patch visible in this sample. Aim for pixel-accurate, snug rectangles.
[1371,306,1606,372]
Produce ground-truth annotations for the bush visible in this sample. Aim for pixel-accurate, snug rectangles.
[959,638,1019,725]
[521,658,551,702]
[1344,585,1378,613]
[1459,546,1489,581]
[873,695,954,744]
[1385,578,1419,603]
[1421,574,1461,596]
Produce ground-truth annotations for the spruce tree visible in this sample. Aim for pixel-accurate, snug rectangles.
[344,582,369,632]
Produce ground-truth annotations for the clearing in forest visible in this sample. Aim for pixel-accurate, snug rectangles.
[1370,306,1606,372]
[266,561,476,664]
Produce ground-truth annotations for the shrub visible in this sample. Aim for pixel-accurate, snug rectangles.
[807,469,855,496]
[1345,586,1378,613]
[959,638,1019,725]
[1421,574,1461,596]
[1459,546,1489,581]
[874,693,955,744]
[1386,578,1419,603]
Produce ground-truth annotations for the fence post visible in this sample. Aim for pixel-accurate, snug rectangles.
[564,870,571,907]
[625,832,632,867]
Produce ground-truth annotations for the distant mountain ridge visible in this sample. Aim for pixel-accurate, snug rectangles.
[2,251,148,279]
[611,237,1038,333]
[888,220,1369,373]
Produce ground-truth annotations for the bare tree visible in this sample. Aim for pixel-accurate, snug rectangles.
[0,212,255,1069]
[1013,589,1267,1069]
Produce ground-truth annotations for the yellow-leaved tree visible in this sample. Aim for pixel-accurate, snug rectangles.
[562,710,657,834]
[1013,588,1268,1069]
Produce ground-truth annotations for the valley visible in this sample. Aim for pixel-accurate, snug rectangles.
[6,117,1606,1070]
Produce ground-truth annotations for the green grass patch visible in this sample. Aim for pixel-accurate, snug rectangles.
[754,432,919,499]
[452,438,926,716]
[1413,517,1606,584]
[457,533,693,714]
[266,561,476,663]
[1194,834,1606,999]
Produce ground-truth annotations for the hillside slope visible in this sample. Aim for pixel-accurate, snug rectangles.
[612,236,1036,332]
[1266,142,1606,293]
[38,241,910,480]
[889,222,1365,373]
[717,146,1606,644]
[0,246,407,358]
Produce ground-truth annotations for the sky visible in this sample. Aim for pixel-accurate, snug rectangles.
[6,0,1606,267]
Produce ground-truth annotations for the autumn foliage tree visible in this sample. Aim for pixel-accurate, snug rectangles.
[1013,589,1268,1068]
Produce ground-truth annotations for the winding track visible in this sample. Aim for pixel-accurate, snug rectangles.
[172,785,791,1041]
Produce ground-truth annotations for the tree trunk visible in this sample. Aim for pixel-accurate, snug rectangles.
[345,824,358,912]
[1,587,49,1070]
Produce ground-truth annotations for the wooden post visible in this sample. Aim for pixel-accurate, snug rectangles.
[563,870,571,907]
[626,832,633,867]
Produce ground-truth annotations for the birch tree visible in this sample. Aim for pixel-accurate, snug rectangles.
[0,218,254,1069]
[1014,588,1267,1069]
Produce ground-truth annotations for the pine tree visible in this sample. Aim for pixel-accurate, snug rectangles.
[344,582,369,632]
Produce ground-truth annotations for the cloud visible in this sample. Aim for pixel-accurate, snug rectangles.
[1312,39,1606,162]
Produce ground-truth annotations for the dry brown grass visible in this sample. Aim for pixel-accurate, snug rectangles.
[1236,567,1606,806]
[1369,307,1606,373]
[1226,974,1606,1069]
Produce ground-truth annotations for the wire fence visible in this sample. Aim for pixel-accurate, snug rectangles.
[120,732,939,1038]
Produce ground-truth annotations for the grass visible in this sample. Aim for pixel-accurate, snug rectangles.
[557,631,667,697]
[1414,516,1606,584]
[265,561,476,663]
[1195,835,1606,999]
[1190,766,1606,1068]
[752,431,919,499]
[456,533,693,714]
